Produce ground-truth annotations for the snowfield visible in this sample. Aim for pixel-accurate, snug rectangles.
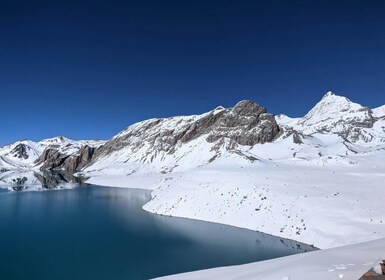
[153,238,385,280]
[87,147,385,250]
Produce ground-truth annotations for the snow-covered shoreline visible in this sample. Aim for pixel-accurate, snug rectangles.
[152,238,385,280]
[85,161,385,279]
[85,150,385,250]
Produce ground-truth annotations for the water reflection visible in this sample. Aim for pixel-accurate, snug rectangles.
[0,170,86,191]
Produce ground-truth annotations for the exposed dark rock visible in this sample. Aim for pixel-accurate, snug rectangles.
[35,145,97,172]
[11,144,29,159]
[359,267,385,280]
[35,148,70,170]
[232,100,267,116]
[90,100,280,165]
[279,127,312,145]
[292,132,303,144]
[61,145,97,172]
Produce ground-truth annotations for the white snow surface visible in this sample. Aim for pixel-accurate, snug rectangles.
[154,238,385,280]
[373,104,385,118]
[82,92,385,250]
[141,151,385,249]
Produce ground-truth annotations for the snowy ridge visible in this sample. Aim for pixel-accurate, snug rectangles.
[83,100,279,176]
[0,137,105,171]
[0,140,44,170]
[38,136,105,156]
[292,91,383,144]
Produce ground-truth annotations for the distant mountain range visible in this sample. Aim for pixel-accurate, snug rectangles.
[1,91,384,177]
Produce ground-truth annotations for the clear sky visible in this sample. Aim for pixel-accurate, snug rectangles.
[1,0,385,146]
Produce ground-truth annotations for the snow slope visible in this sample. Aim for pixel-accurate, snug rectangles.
[0,140,43,170]
[373,105,385,118]
[142,150,385,249]
[154,238,385,280]
[83,92,385,249]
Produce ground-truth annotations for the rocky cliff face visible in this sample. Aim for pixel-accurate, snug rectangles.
[0,137,105,173]
[10,143,30,159]
[35,144,102,172]
[85,100,280,172]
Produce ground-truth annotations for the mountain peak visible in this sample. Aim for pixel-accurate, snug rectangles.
[322,91,335,98]
[320,91,351,103]
[308,92,358,115]
[232,100,266,116]
[296,92,377,143]
[40,136,70,144]
[299,93,364,125]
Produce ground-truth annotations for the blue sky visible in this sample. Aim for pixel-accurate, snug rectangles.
[1,0,385,146]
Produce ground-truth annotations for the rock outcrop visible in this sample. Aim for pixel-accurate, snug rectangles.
[35,145,98,172]
[11,143,29,159]
[89,100,280,166]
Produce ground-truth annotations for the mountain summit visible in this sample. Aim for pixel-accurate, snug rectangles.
[294,92,380,143]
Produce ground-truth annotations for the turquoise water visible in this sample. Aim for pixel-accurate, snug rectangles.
[0,185,315,280]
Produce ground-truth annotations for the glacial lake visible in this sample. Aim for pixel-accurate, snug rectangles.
[0,182,315,280]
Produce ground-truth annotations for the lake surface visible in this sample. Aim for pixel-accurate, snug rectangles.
[0,183,315,280]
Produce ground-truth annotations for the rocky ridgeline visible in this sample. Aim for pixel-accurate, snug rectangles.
[91,100,280,163]
[34,100,280,171]
[2,93,384,174]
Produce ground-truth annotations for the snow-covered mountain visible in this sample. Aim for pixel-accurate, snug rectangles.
[79,91,384,177]
[286,91,384,145]
[81,91,384,250]
[1,92,384,250]
[0,136,105,187]
[82,100,280,176]
[0,136,104,172]
[2,92,383,176]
